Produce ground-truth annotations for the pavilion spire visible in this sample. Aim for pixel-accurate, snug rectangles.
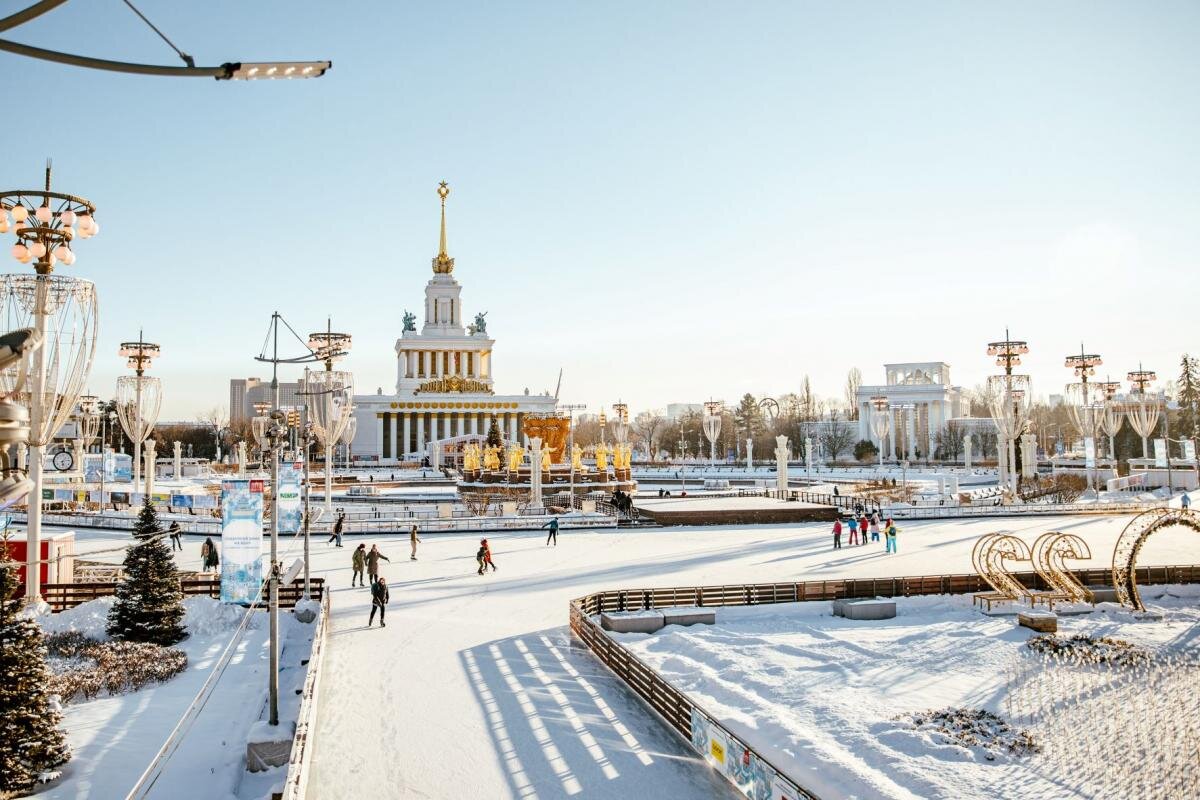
[432,180,455,274]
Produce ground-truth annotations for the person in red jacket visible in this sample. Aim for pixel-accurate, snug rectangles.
[832,518,842,549]
[481,538,497,572]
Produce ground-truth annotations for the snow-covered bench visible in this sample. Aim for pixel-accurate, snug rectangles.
[832,598,897,620]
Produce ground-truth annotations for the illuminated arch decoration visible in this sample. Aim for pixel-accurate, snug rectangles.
[1031,532,1094,604]
[1112,508,1200,612]
[971,533,1033,604]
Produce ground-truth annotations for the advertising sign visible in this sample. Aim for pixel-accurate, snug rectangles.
[83,453,103,482]
[690,708,781,800]
[220,479,264,605]
[170,494,194,508]
[277,462,303,534]
[1154,438,1168,468]
[110,453,132,482]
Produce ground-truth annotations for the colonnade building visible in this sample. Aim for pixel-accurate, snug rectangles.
[854,362,971,460]
[349,183,556,463]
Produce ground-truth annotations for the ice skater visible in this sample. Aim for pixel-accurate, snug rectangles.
[847,516,859,546]
[368,576,389,627]
[859,514,870,546]
[869,514,880,543]
[476,541,487,575]
[410,525,421,560]
[168,521,183,551]
[328,512,345,547]
[1182,493,1191,510]
[885,520,899,553]
[481,538,497,572]
[542,516,559,546]
[366,544,390,584]
[351,543,367,586]
[832,518,842,549]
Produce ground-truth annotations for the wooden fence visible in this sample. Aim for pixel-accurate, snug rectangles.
[26,577,326,612]
[569,563,1200,800]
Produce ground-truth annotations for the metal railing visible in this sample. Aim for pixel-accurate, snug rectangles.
[23,577,326,613]
[885,501,1165,520]
[569,563,1200,800]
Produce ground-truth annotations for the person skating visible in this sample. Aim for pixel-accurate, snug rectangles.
[885,519,899,553]
[409,525,422,560]
[351,543,367,586]
[365,544,390,584]
[847,516,859,546]
[200,537,219,573]
[368,576,389,627]
[542,516,559,546]
[328,512,345,547]
[859,514,870,546]
[869,513,880,542]
[1182,493,1192,510]
[476,541,487,575]
[168,521,183,551]
[832,518,842,549]
[481,538,497,572]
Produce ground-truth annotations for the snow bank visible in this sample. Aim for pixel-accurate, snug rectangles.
[40,596,115,641]
[183,596,258,637]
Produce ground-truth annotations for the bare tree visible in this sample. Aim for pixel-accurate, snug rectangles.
[819,411,855,462]
[844,367,862,420]
[631,411,667,459]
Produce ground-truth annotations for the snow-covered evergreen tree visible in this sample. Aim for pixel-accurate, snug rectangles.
[0,547,70,793]
[106,499,186,646]
[1177,354,1199,440]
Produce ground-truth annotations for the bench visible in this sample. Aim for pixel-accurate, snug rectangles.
[1018,611,1057,633]
[832,598,897,620]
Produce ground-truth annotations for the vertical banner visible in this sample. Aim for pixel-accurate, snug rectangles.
[1083,437,1096,470]
[220,479,264,604]
[1154,438,1168,468]
[278,462,303,534]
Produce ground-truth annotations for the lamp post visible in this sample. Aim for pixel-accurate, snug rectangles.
[702,399,723,466]
[340,415,357,471]
[1126,366,1159,460]
[305,320,352,515]
[260,411,289,726]
[1065,344,1103,493]
[986,332,1030,491]
[116,332,161,498]
[598,410,607,446]
[1095,380,1123,463]
[869,395,890,468]
[1,165,100,603]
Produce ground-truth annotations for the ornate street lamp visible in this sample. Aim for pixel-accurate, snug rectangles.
[1095,380,1124,461]
[1,164,99,602]
[869,395,890,467]
[987,331,1030,488]
[702,399,723,465]
[116,332,161,497]
[597,410,607,446]
[305,318,353,514]
[1126,366,1159,459]
[77,393,100,450]
[1064,344,1103,491]
[986,375,1031,495]
[610,401,629,445]
[340,414,357,470]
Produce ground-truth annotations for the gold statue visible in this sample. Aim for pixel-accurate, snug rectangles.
[507,443,523,472]
[484,445,500,471]
[541,446,553,473]
[595,442,609,473]
[571,443,584,472]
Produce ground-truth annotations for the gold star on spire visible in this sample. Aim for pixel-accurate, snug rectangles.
[433,181,455,274]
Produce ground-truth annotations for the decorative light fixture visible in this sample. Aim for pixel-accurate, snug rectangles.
[304,318,353,514]
[1126,365,1160,459]
[985,331,1032,495]
[0,163,99,603]
[869,395,891,467]
[0,3,330,81]
[610,401,629,445]
[115,331,162,496]
[702,399,723,464]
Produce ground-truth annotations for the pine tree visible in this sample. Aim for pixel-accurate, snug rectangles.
[0,547,70,794]
[106,499,186,646]
[1177,354,1200,441]
[486,414,503,447]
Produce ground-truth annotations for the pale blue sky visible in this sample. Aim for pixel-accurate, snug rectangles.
[6,1,1199,419]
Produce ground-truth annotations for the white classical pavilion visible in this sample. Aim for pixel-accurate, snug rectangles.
[854,362,971,460]
[350,183,556,463]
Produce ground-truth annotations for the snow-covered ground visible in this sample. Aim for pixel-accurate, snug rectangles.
[610,588,1200,800]
[53,512,1198,799]
[31,594,318,800]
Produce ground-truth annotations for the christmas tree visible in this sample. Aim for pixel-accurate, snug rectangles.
[486,414,503,447]
[0,545,70,794]
[106,499,187,646]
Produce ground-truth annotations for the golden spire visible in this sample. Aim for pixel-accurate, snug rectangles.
[432,181,455,274]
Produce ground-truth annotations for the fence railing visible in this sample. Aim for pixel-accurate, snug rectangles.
[885,500,1165,520]
[24,577,326,613]
[569,563,1200,800]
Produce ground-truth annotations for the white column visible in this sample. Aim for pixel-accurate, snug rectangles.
[508,413,517,443]
[457,412,465,437]
[432,412,441,443]
[529,437,543,508]
[804,436,814,474]
[237,442,247,477]
[144,440,156,498]
[964,432,973,469]
[469,414,478,435]
[402,413,411,458]
[775,435,789,493]
[745,438,753,470]
[173,440,182,478]
[416,412,426,453]
[906,412,917,460]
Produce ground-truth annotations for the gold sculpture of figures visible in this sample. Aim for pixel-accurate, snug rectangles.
[595,442,609,472]
[541,446,553,473]
[617,443,631,470]
[571,443,584,472]
[484,445,500,471]
[507,443,523,472]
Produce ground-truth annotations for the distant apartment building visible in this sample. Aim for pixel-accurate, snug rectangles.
[666,403,702,420]
[229,377,306,423]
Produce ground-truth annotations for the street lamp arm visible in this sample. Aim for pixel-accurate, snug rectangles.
[0,0,69,33]
[0,37,329,79]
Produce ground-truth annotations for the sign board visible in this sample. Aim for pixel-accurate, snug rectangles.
[1154,438,1168,468]
[689,707,782,800]
[220,479,264,605]
[277,462,303,534]
[110,453,132,482]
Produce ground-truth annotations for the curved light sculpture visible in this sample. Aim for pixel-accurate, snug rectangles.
[304,368,352,513]
[702,399,723,464]
[610,401,629,445]
[986,374,1030,494]
[1126,367,1159,459]
[868,395,891,466]
[116,332,161,494]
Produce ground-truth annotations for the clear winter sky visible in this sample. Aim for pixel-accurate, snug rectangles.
[6,1,1199,420]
